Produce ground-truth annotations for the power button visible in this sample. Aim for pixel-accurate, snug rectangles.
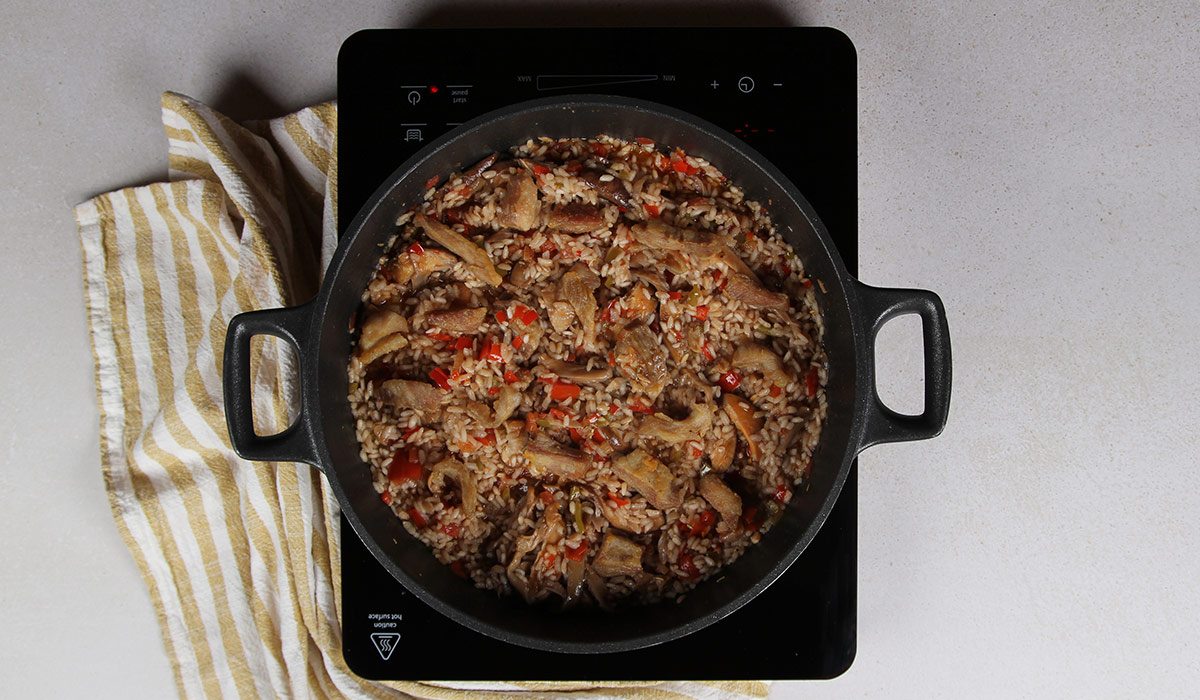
[737,76,755,93]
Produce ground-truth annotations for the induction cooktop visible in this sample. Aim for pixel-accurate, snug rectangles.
[336,26,856,680]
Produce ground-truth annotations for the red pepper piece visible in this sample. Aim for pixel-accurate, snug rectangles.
[694,305,709,320]
[668,291,683,300]
[408,507,427,528]
[607,492,630,506]
[718,371,740,391]
[483,339,504,363]
[388,446,423,484]
[550,381,581,401]
[565,542,589,561]
[678,552,701,579]
[429,367,452,390]
[645,203,660,217]
[504,370,520,384]
[449,560,468,578]
[532,163,549,175]
[689,509,716,536]
[512,335,524,349]
[424,175,439,189]
[407,242,424,256]
[629,399,654,414]
[453,337,474,352]
[769,384,782,397]
[495,309,508,323]
[380,490,393,505]
[742,505,762,532]
[520,307,539,325]
[441,522,460,538]
[806,366,820,397]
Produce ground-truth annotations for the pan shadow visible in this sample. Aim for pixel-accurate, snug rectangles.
[408,1,805,29]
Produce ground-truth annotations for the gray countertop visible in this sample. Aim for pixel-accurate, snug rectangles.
[3,2,1197,697]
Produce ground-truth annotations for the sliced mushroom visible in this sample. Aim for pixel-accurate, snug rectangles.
[610,448,683,510]
[586,487,664,534]
[585,568,613,611]
[508,260,535,288]
[428,458,478,516]
[546,202,605,233]
[547,300,576,333]
[698,473,742,523]
[715,247,761,284]
[427,306,487,334]
[708,429,737,472]
[579,170,631,208]
[387,248,457,288]
[540,357,613,384]
[592,532,645,578]
[496,172,541,231]
[464,400,494,425]
[497,419,528,464]
[630,265,671,294]
[492,385,521,425]
[563,558,587,608]
[357,309,409,365]
[732,341,792,388]
[636,403,715,444]
[464,385,519,429]
[622,282,657,323]
[523,435,591,479]
[722,394,764,459]
[724,272,790,310]
[505,491,547,602]
[379,379,443,416]
[613,322,670,399]
[559,262,599,348]
[414,213,503,287]
[455,152,498,190]
[631,219,727,259]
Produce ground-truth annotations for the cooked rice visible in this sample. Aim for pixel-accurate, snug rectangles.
[347,135,827,609]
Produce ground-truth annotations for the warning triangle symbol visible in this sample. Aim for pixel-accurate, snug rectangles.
[370,632,401,660]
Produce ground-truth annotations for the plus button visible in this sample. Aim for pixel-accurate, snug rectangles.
[710,80,720,89]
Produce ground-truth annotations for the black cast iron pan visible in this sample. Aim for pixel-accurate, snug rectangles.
[222,96,951,653]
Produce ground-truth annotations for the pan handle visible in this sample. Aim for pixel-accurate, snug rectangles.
[222,303,323,469]
[854,282,952,450]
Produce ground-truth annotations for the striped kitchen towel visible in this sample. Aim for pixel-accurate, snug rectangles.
[75,91,771,700]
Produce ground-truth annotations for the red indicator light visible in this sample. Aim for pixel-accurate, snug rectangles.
[430,85,439,93]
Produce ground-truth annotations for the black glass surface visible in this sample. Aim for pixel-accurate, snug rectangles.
[337,26,856,680]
